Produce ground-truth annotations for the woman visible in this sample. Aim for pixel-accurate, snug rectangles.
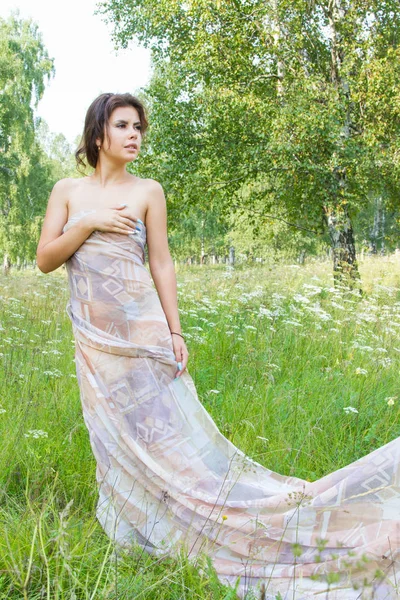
[37,93,400,600]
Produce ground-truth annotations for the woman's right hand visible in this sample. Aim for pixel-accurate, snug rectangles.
[83,205,142,235]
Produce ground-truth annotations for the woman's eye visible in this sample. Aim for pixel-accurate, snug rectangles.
[116,124,141,130]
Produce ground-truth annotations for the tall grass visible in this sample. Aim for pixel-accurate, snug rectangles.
[1,255,399,598]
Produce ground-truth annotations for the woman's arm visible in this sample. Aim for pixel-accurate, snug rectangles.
[36,179,95,273]
[146,180,189,375]
[146,180,181,332]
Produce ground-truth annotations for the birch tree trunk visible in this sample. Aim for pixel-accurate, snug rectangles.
[369,195,385,255]
[3,253,11,275]
[325,0,361,290]
[323,204,360,287]
[200,218,205,265]
[380,201,386,256]
[271,0,285,98]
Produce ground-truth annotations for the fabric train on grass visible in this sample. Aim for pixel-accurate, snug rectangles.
[63,209,400,599]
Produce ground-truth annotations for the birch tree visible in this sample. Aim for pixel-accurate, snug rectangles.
[97,0,400,286]
[0,12,54,271]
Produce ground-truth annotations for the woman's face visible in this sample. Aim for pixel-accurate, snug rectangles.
[98,105,142,163]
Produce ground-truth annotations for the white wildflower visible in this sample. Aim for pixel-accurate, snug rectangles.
[374,357,392,367]
[259,307,273,317]
[355,368,368,375]
[330,301,346,310]
[24,429,48,439]
[386,397,397,406]
[302,284,322,295]
[282,319,303,327]
[266,363,281,370]
[293,294,310,304]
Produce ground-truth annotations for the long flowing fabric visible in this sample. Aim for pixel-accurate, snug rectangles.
[63,209,400,599]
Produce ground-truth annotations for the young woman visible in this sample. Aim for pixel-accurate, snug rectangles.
[37,93,400,600]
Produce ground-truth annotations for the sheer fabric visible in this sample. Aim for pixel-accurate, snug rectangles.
[63,209,400,599]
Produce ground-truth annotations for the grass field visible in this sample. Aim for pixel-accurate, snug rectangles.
[1,256,399,599]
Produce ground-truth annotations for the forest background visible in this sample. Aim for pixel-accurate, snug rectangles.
[1,0,400,286]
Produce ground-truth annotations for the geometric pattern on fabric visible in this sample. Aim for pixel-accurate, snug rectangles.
[63,209,400,600]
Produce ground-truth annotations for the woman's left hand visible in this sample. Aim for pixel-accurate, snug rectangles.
[172,334,189,378]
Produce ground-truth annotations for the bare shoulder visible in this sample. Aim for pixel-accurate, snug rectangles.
[47,177,72,208]
[144,177,164,192]
[52,177,76,192]
[143,178,166,206]
[42,177,78,232]
[50,177,79,205]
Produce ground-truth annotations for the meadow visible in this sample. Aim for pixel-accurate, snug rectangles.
[1,256,400,599]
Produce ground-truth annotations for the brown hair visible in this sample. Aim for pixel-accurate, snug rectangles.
[75,92,149,172]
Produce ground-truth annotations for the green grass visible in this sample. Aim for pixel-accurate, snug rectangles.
[1,255,399,598]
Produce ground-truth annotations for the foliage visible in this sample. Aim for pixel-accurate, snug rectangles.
[0,12,55,263]
[97,0,400,274]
